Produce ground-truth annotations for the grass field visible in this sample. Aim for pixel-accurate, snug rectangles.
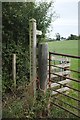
[48,40,79,78]
[47,40,79,118]
[48,40,78,55]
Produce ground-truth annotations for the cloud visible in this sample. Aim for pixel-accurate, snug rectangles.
[55,0,79,3]
[53,18,78,26]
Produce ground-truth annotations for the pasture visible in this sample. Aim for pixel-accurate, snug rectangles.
[48,40,79,78]
[48,40,78,55]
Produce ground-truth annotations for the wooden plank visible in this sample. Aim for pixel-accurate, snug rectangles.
[47,71,71,79]
[58,79,71,85]
[51,56,70,62]
[47,79,71,89]
[47,83,59,89]
[48,55,70,62]
[55,63,70,68]
[51,87,70,95]
[47,63,70,71]
[55,70,71,75]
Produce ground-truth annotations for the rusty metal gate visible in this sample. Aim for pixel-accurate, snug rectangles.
[48,52,80,118]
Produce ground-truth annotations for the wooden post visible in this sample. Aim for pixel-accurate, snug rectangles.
[38,43,48,92]
[12,54,16,88]
[29,18,37,97]
[29,18,42,98]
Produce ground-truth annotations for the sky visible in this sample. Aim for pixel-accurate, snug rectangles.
[46,0,79,39]
[2,0,79,38]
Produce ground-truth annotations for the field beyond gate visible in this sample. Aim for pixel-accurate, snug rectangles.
[47,40,80,118]
[48,40,79,78]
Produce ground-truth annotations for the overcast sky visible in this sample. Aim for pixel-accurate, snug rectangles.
[3,0,79,38]
[46,0,79,39]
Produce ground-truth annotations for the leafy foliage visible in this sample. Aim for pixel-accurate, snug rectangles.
[3,89,50,118]
[2,2,55,92]
[67,34,80,40]
[56,33,60,41]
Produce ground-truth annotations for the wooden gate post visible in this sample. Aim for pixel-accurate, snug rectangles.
[12,54,16,89]
[29,18,42,98]
[38,43,48,92]
[29,18,37,98]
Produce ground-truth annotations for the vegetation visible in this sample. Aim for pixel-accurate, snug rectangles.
[48,34,80,41]
[67,34,80,40]
[48,40,78,72]
[2,1,79,119]
[56,33,60,41]
[2,1,55,93]
[2,1,56,119]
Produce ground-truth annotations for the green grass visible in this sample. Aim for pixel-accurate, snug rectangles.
[48,39,79,78]
[48,40,78,55]
[47,40,79,118]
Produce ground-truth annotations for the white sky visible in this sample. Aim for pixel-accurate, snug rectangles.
[46,0,79,39]
[4,0,79,38]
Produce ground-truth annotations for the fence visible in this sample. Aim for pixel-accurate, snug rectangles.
[48,52,80,118]
[11,18,80,118]
[29,18,80,118]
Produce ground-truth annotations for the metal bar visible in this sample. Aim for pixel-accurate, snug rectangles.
[51,89,80,102]
[49,64,80,74]
[53,97,80,111]
[50,72,80,83]
[55,80,79,92]
[62,84,80,92]
[51,102,80,118]
[49,52,51,83]
[50,80,80,92]
[48,52,80,118]
[49,52,80,59]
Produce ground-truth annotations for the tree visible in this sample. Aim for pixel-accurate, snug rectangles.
[78,35,80,40]
[67,34,78,40]
[56,33,60,41]
[2,2,55,92]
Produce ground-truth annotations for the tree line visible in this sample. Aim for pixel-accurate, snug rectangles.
[48,33,80,41]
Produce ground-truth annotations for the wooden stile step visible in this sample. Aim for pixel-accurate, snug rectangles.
[48,56,70,62]
[47,70,71,79]
[55,63,70,68]
[47,79,71,89]
[47,82,59,89]
[58,79,71,85]
[51,56,70,62]
[47,63,70,71]
[51,87,70,96]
